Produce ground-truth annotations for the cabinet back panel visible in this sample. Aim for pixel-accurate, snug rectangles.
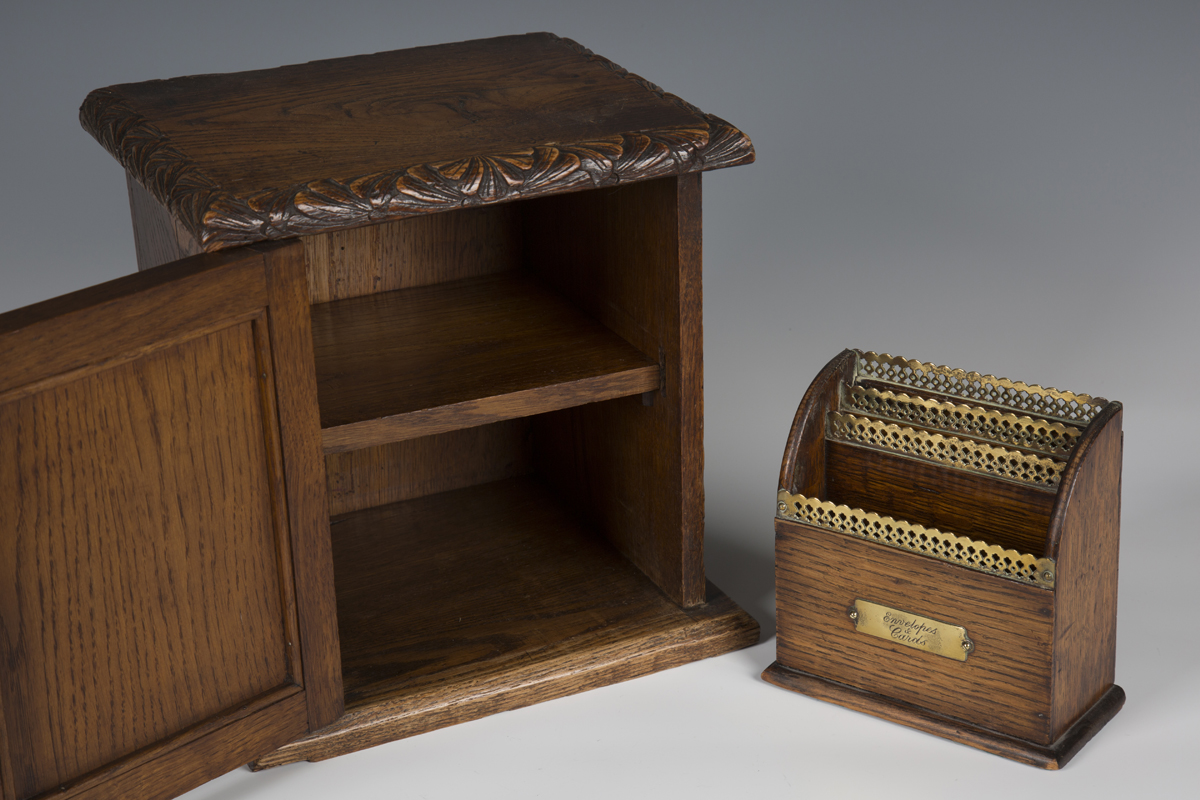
[825,442,1054,557]
[0,323,292,800]
[304,204,521,304]
[325,419,533,516]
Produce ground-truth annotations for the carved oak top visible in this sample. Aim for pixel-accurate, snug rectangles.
[80,33,755,251]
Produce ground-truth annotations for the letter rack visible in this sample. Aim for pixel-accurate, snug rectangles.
[762,349,1124,768]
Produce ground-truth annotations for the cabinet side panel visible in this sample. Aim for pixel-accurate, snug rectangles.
[525,175,704,606]
[775,519,1054,743]
[1050,409,1122,736]
[126,173,203,271]
[0,323,292,800]
[303,204,522,303]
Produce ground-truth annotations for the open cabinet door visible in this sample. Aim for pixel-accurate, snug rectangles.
[0,241,342,800]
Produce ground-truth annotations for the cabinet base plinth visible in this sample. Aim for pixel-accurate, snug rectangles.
[252,583,757,769]
[761,662,1124,769]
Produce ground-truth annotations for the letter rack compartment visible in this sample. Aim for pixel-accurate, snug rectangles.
[762,349,1124,768]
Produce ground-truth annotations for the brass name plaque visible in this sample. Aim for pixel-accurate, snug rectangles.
[848,599,974,662]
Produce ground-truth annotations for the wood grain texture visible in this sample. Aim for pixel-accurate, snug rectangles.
[825,441,1055,556]
[252,478,759,768]
[1049,404,1122,735]
[526,175,706,607]
[72,693,310,800]
[126,172,202,271]
[774,518,1054,743]
[777,349,856,496]
[79,33,754,251]
[0,323,290,799]
[0,242,341,800]
[0,251,267,398]
[328,419,535,513]
[313,271,660,452]
[303,203,521,304]
[1045,401,1123,558]
[325,419,532,516]
[260,242,344,731]
[762,664,1125,770]
[27,691,311,800]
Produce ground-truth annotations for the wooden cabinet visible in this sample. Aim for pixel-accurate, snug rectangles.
[0,33,757,798]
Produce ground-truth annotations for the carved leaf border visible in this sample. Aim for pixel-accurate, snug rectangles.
[79,36,754,251]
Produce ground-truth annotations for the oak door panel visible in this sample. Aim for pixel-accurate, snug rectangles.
[0,242,340,800]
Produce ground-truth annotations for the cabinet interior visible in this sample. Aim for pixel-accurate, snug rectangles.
[306,176,708,731]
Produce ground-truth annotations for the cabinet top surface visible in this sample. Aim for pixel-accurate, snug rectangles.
[80,32,754,252]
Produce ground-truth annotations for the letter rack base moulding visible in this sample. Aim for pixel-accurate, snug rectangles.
[762,349,1125,769]
[760,665,1125,770]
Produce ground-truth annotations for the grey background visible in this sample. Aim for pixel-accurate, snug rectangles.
[2,1,1197,797]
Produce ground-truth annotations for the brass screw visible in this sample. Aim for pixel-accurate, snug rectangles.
[1041,570,1053,582]
[848,610,858,621]
[963,640,974,652]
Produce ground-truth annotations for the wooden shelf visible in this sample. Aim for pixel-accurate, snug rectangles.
[312,273,661,453]
[251,478,759,768]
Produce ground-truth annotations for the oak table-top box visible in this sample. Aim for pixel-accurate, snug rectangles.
[762,349,1124,768]
[0,34,758,800]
